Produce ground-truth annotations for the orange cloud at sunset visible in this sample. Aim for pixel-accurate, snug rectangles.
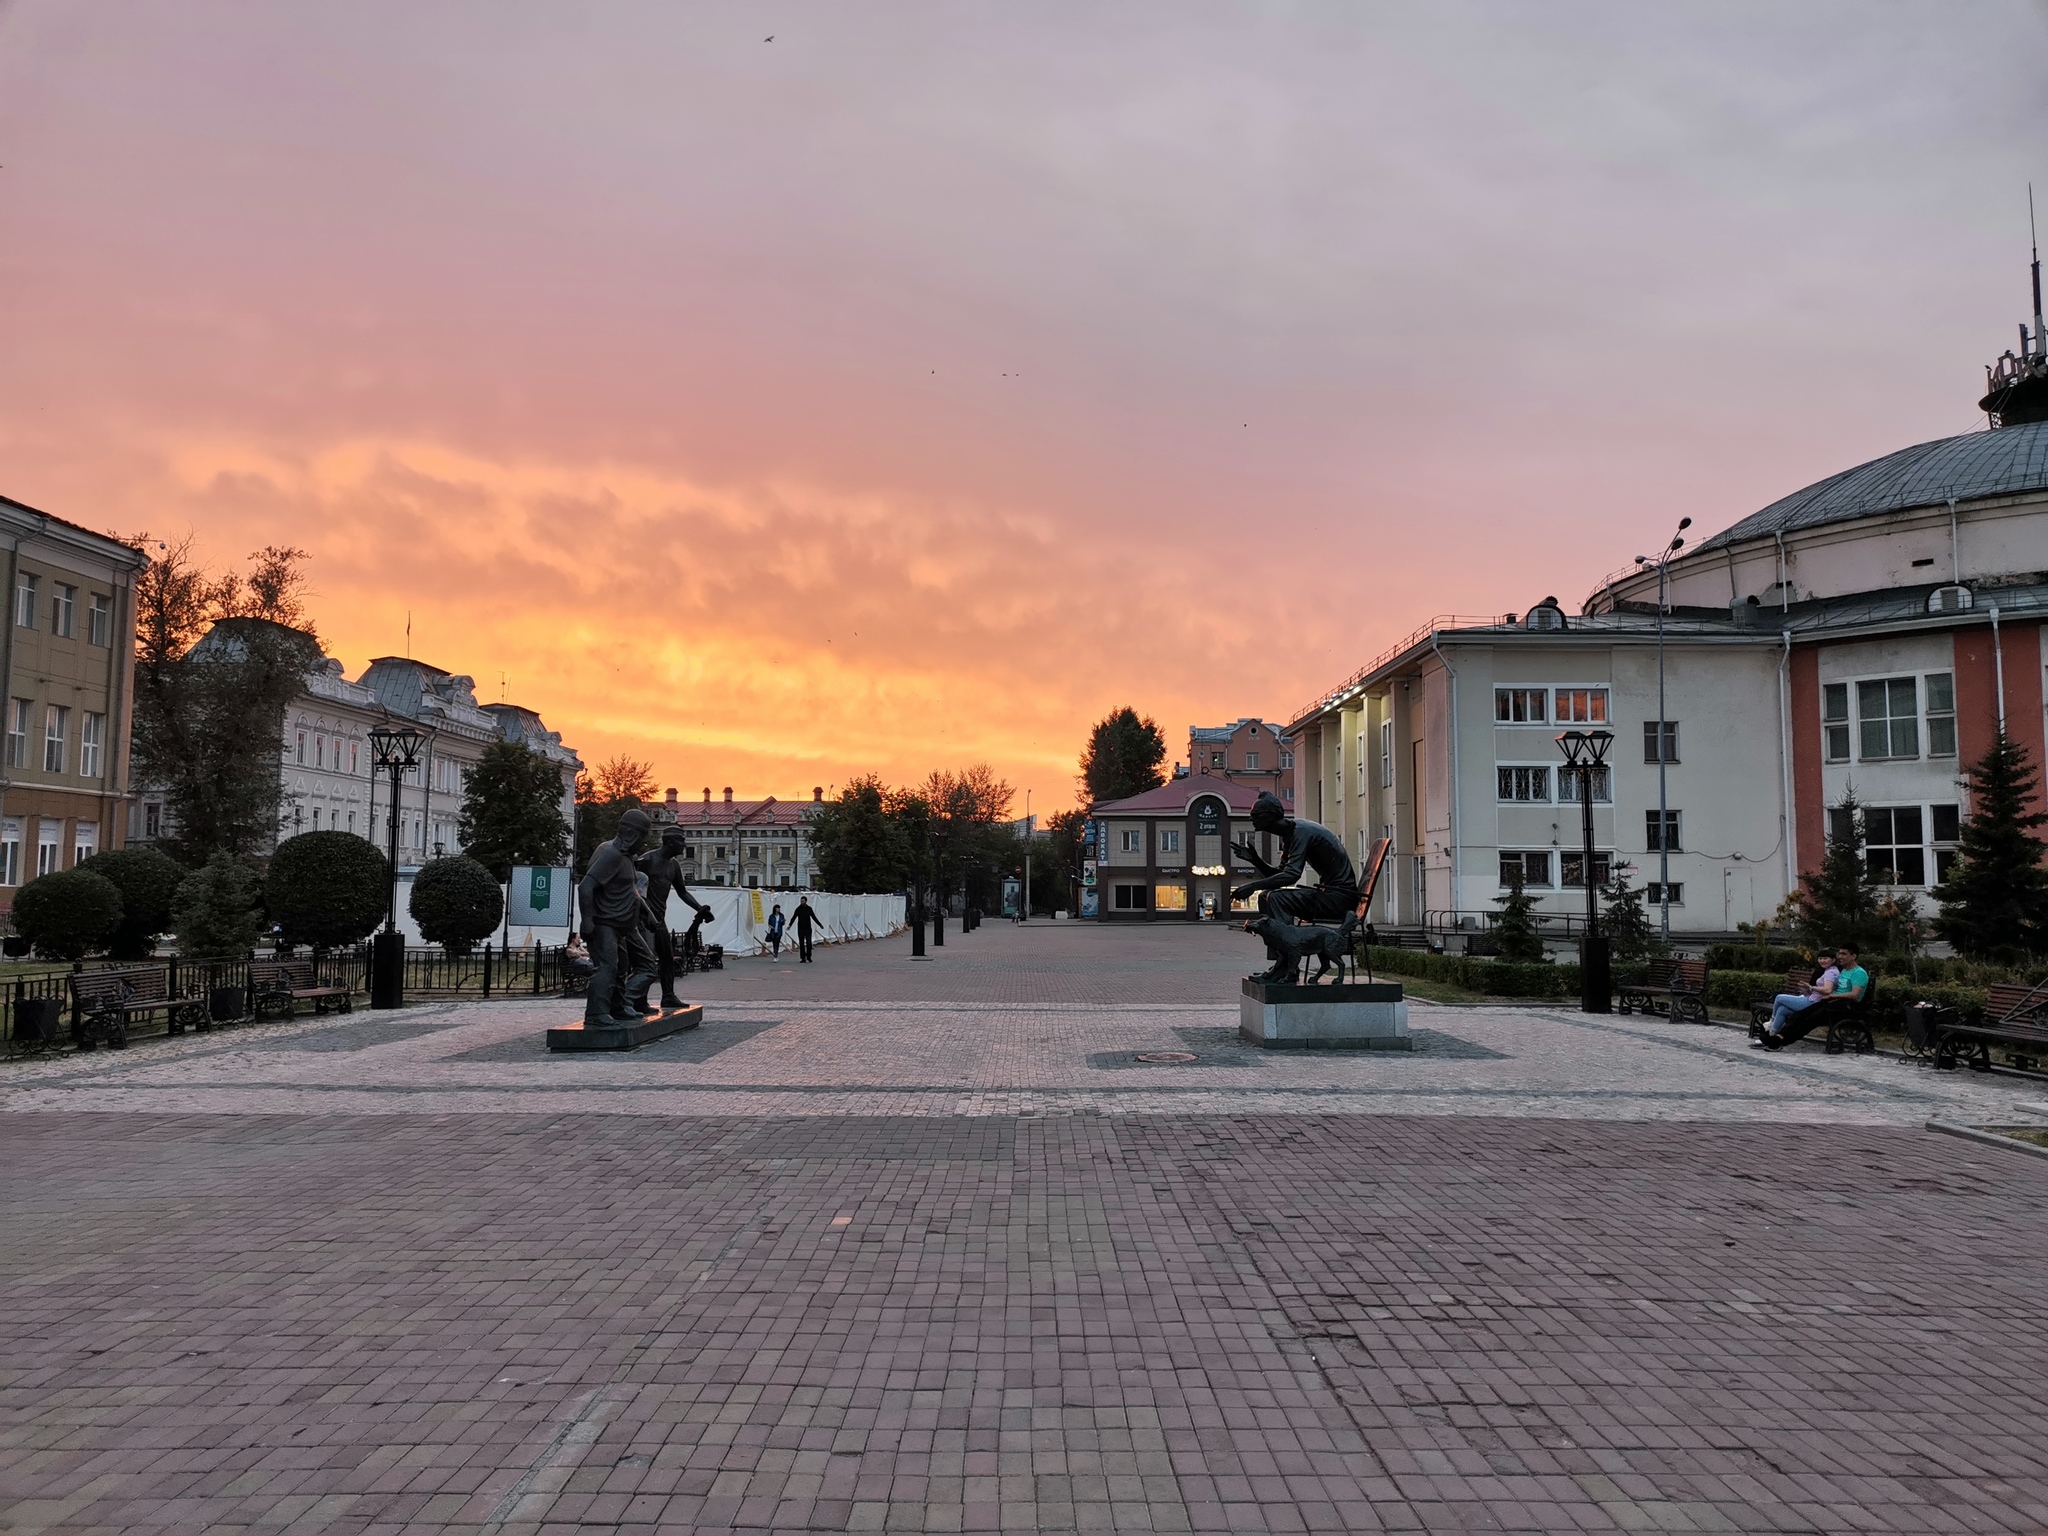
[1,3,2042,816]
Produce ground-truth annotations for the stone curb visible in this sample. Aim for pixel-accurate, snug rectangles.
[1924,1118,2048,1163]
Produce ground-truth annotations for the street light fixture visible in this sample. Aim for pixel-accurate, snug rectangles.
[1556,726,1615,1013]
[367,723,424,1009]
[1632,516,1691,943]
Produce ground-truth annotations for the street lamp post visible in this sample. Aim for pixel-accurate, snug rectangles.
[1556,727,1615,1013]
[1633,517,1691,943]
[367,723,423,1009]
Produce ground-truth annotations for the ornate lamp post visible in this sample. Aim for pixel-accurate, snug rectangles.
[367,723,423,1009]
[1556,727,1614,1013]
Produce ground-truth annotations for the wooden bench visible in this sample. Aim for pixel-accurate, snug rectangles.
[1933,982,2048,1072]
[248,958,353,1021]
[70,965,205,1051]
[1771,974,1880,1055]
[1618,957,1711,1024]
[558,947,592,998]
[1749,967,1815,1030]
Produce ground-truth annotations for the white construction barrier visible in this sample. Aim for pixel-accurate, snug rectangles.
[669,888,905,957]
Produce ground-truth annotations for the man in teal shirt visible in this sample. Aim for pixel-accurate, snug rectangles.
[1763,942,1868,1050]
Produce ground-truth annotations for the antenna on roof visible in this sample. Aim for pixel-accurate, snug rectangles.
[2032,183,2044,362]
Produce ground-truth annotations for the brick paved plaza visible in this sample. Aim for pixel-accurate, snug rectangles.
[5,922,2047,1534]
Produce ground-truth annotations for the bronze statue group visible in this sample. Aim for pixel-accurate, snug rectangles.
[1232,790,1366,985]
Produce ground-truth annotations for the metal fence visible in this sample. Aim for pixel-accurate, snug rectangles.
[0,942,578,1047]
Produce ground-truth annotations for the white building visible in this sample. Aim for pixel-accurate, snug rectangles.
[1289,289,2048,942]
[651,785,825,889]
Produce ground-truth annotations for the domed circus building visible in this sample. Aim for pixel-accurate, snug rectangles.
[1289,271,2048,940]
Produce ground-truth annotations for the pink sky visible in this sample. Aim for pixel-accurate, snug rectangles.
[2,3,2044,812]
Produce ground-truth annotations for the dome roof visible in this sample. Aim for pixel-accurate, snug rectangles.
[1696,418,2048,553]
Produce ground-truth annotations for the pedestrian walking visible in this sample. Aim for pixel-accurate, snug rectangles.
[793,896,818,962]
[766,902,786,959]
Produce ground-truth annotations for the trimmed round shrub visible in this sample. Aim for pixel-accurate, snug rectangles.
[77,847,187,960]
[265,832,390,951]
[173,853,267,959]
[408,856,505,954]
[13,869,124,961]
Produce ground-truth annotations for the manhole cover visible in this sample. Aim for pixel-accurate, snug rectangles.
[1134,1051,1199,1064]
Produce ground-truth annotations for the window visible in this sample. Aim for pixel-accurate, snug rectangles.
[1559,764,1612,804]
[1279,750,1294,770]
[315,736,325,770]
[347,811,355,835]
[1864,805,1925,885]
[1158,828,1181,854]
[1497,766,1550,802]
[1559,851,1613,889]
[143,803,162,840]
[5,699,28,769]
[1642,721,1679,764]
[1925,672,1956,757]
[0,819,18,885]
[1378,721,1392,787]
[1857,677,1919,760]
[1495,688,1547,723]
[79,712,103,778]
[88,594,110,647]
[1112,883,1148,910]
[36,818,60,877]
[1645,882,1684,906]
[1822,684,1851,763]
[51,584,75,637]
[349,742,360,775]
[1498,850,1552,888]
[1244,752,1260,770]
[1154,882,1187,911]
[1645,810,1682,852]
[43,705,68,773]
[14,573,36,628]
[1555,688,1608,724]
[1932,803,1961,882]
[312,809,321,831]
[1209,751,1224,768]
[296,730,307,765]
[1120,829,1142,853]
[72,821,96,865]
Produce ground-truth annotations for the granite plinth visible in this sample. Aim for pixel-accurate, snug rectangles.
[1239,977,1408,1049]
[547,1005,702,1052]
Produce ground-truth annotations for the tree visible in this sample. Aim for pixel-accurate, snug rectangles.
[1492,863,1546,963]
[810,775,911,893]
[129,539,324,864]
[921,765,1016,913]
[458,741,570,883]
[1046,809,1088,914]
[12,870,123,961]
[409,856,505,954]
[1078,708,1167,804]
[1797,791,1886,954]
[1934,732,2048,957]
[1601,867,1662,964]
[173,853,266,958]
[77,847,187,960]
[265,832,389,951]
[575,755,658,876]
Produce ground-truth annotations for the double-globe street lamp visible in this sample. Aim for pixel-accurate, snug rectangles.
[1555,726,1614,1014]
[1632,516,1692,943]
[367,723,424,1009]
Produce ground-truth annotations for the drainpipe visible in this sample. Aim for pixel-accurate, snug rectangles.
[1778,631,1795,897]
[0,530,20,876]
[1774,530,1789,610]
[1989,605,2006,735]
[1427,632,1460,921]
[1948,497,1960,584]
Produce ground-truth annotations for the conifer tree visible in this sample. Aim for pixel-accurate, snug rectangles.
[1797,789,1885,955]
[1601,866,1661,963]
[1933,733,2048,958]
[1492,862,1546,962]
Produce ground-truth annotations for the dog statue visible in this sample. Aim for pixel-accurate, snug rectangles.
[1244,912,1361,985]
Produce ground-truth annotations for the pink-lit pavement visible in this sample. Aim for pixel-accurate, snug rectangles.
[3,921,2046,1534]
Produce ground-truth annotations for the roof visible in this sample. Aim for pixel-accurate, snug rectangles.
[0,494,150,568]
[1091,775,1268,816]
[1696,418,2048,553]
[1188,718,1291,743]
[656,796,816,829]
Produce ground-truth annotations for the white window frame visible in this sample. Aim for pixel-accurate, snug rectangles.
[1495,764,1552,803]
[1378,720,1393,788]
[1158,827,1181,855]
[1553,686,1610,725]
[1645,809,1682,852]
[42,704,67,774]
[1558,850,1614,889]
[1498,849,1553,888]
[1119,828,1142,854]
[1822,682,1851,763]
[1645,882,1684,906]
[0,818,19,886]
[35,818,60,877]
[5,699,27,770]
[1558,763,1612,805]
[79,712,104,779]
[51,584,75,638]
[1493,687,1548,724]
[1924,671,1956,759]
[88,593,110,647]
[1855,676,1920,761]
[14,573,36,629]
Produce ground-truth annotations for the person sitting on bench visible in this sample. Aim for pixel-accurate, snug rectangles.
[1761,944,1865,1050]
[1755,950,1837,1045]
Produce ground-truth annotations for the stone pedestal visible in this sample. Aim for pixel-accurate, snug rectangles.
[547,1005,703,1052]
[1239,978,1408,1050]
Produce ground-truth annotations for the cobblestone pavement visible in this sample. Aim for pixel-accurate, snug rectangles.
[4,925,2047,1534]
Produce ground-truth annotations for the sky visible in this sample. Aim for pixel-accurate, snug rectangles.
[2,2,2045,813]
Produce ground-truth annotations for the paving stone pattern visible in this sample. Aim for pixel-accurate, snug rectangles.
[4,1112,2047,1534]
